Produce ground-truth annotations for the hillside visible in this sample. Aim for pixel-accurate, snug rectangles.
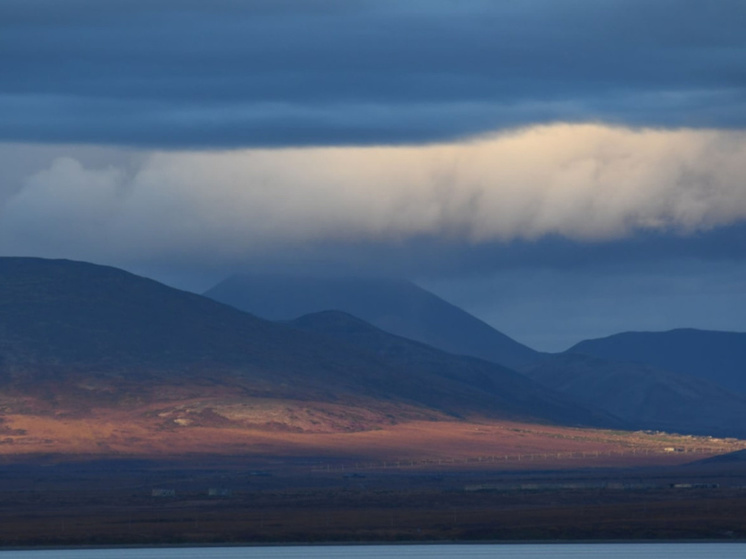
[290,311,619,429]
[568,329,746,394]
[204,274,541,369]
[0,257,601,442]
[525,353,746,438]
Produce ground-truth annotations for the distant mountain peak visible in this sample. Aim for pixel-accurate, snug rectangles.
[204,273,542,369]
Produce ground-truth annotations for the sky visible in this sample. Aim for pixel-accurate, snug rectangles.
[1,0,746,351]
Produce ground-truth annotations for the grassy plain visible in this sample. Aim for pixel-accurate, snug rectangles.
[1,418,745,545]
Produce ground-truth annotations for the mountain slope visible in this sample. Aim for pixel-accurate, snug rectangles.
[568,329,746,394]
[204,274,541,369]
[290,310,621,428]
[525,353,746,438]
[0,257,597,434]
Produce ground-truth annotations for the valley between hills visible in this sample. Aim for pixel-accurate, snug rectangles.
[2,256,746,544]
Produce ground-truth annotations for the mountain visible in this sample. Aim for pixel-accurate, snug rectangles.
[0,257,599,436]
[289,310,619,428]
[204,274,541,370]
[524,353,746,438]
[695,449,746,465]
[568,329,746,394]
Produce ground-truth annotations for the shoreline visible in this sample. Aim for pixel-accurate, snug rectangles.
[3,539,746,551]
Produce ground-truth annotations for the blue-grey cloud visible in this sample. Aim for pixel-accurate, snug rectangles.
[2,0,746,147]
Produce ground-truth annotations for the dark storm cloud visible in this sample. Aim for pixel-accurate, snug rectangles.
[2,0,745,147]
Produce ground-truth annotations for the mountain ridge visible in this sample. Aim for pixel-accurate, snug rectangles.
[289,310,620,428]
[568,328,746,394]
[525,352,746,438]
[0,257,602,438]
[204,274,542,369]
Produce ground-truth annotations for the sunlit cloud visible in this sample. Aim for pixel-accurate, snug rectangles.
[2,124,746,265]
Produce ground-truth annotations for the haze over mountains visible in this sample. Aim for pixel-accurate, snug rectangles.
[205,275,541,370]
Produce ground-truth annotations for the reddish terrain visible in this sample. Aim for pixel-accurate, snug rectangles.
[2,410,743,469]
[1,418,745,546]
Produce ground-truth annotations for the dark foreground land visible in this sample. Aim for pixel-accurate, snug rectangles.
[1,456,746,546]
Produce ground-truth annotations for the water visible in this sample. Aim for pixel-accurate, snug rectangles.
[0,544,744,558]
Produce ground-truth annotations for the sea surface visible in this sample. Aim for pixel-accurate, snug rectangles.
[0,544,744,558]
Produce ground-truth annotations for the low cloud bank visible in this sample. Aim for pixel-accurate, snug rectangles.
[3,124,746,266]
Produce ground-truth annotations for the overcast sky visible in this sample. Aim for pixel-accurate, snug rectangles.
[2,0,745,350]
